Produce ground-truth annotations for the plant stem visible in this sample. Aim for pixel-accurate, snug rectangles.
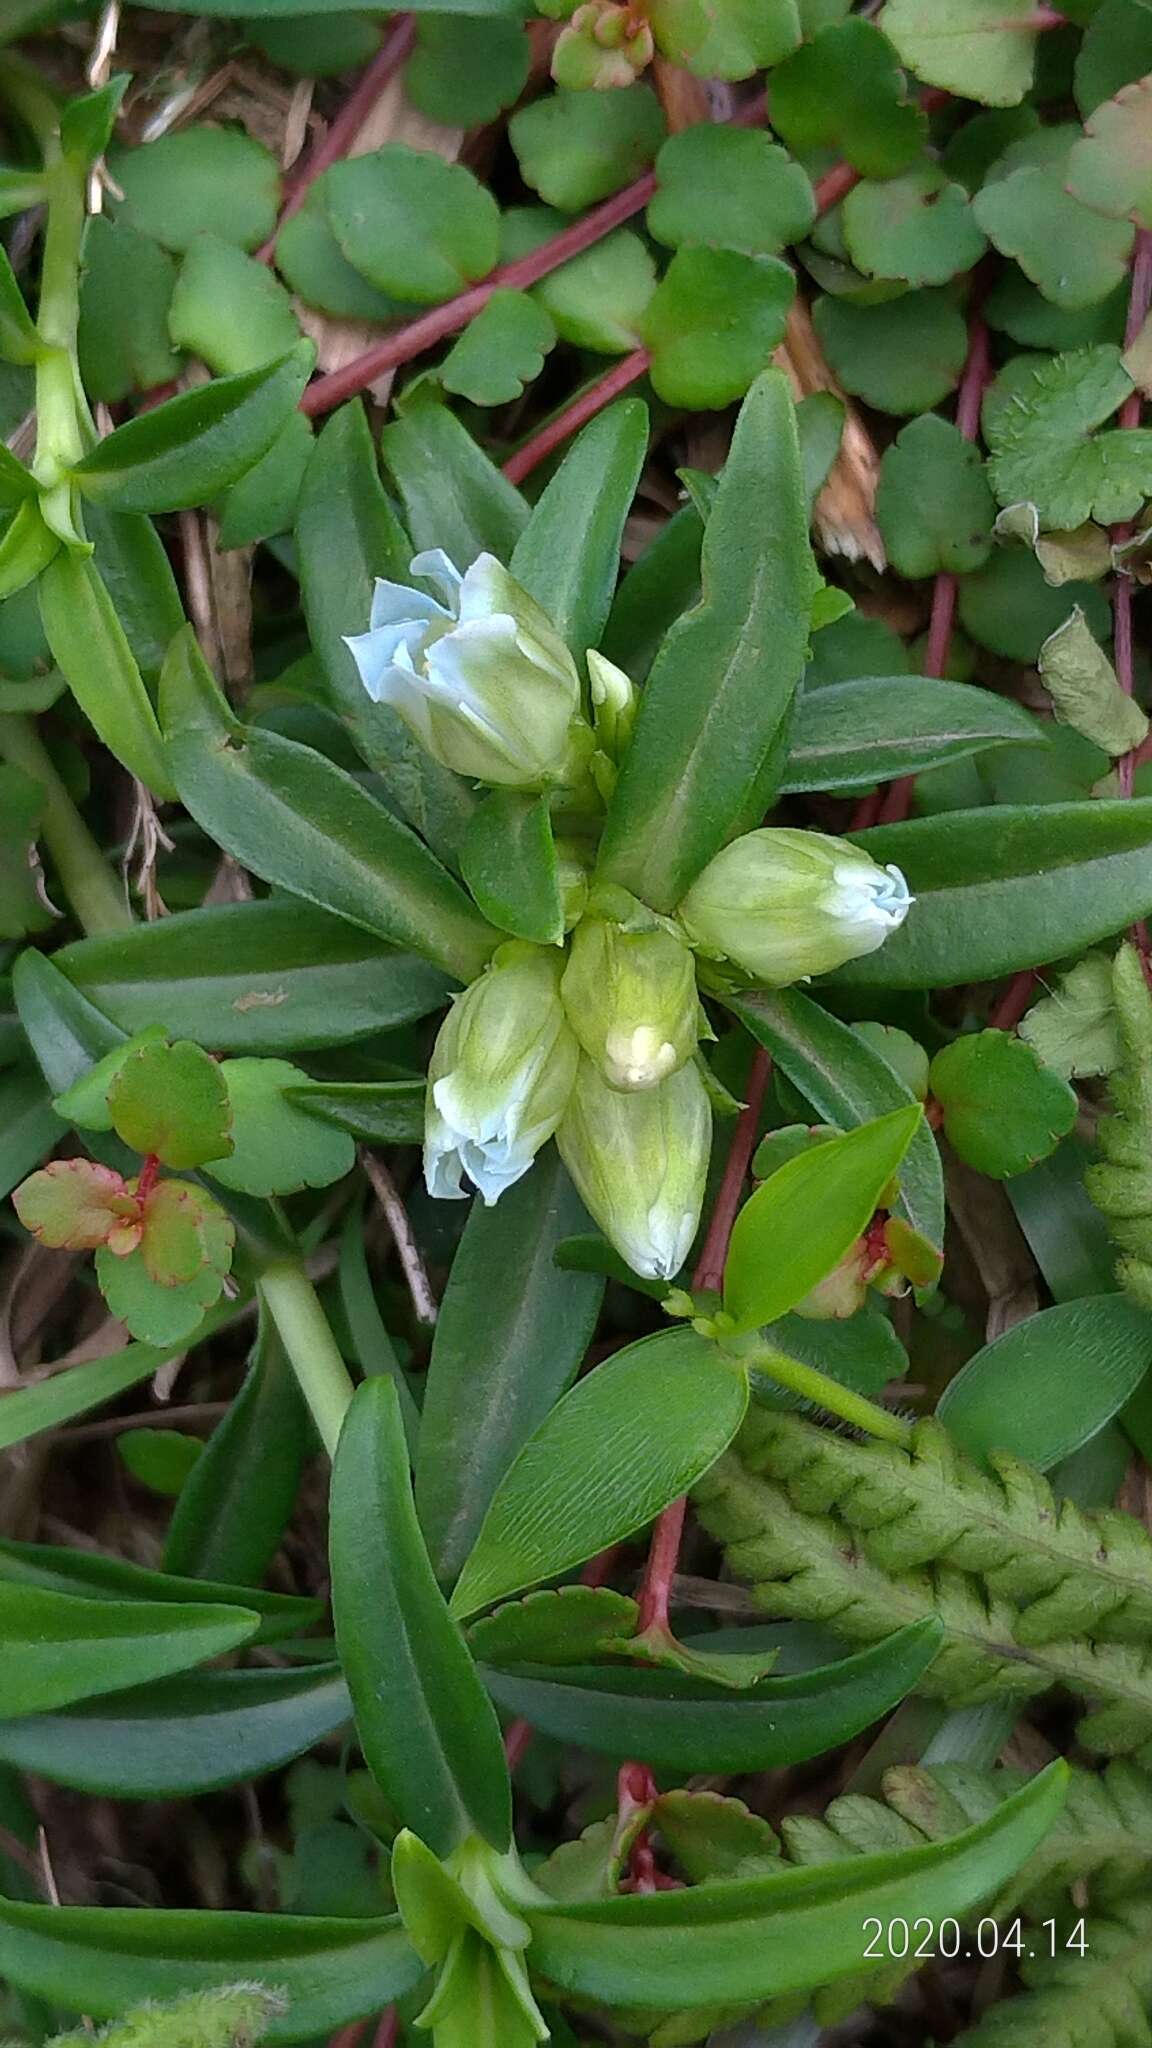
[691,1050,771,1295]
[34,153,91,480]
[0,712,132,934]
[503,350,651,484]
[258,1258,356,1458]
[257,13,417,261]
[740,1340,914,1446]
[299,96,764,418]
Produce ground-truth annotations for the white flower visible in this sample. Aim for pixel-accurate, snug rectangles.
[557,1055,710,1280]
[424,942,578,1205]
[677,828,913,986]
[344,549,586,789]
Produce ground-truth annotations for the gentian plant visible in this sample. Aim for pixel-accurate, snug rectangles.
[3,6,1152,2048]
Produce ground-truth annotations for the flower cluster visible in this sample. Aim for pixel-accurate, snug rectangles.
[347,552,912,1281]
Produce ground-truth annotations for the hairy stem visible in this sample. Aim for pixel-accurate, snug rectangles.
[0,713,132,935]
[740,1339,914,1447]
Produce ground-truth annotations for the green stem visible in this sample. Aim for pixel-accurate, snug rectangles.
[34,154,90,481]
[0,712,131,935]
[258,1258,356,1458]
[738,1340,913,1448]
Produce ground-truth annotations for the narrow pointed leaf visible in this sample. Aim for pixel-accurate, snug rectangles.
[331,1376,512,1856]
[460,790,564,944]
[780,675,1043,792]
[0,1664,350,1799]
[0,1584,261,1718]
[480,1618,942,1770]
[509,399,648,661]
[0,1899,423,2039]
[597,370,813,909]
[526,1765,1068,2008]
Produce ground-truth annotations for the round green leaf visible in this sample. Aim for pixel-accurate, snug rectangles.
[985,266,1128,351]
[95,1241,230,1347]
[106,1037,232,1168]
[508,84,667,213]
[205,1057,356,1196]
[812,288,969,414]
[534,230,657,353]
[169,233,300,376]
[77,216,182,404]
[984,344,1152,529]
[248,12,382,75]
[1075,0,1152,116]
[640,248,795,408]
[876,414,996,577]
[1068,74,1152,230]
[275,179,408,320]
[769,18,927,177]
[439,289,555,407]
[929,1029,1078,1178]
[108,126,281,254]
[647,126,815,258]
[138,1179,234,1290]
[843,162,987,287]
[957,545,1110,662]
[405,16,531,125]
[648,0,800,78]
[881,0,1042,108]
[973,158,1134,310]
[325,145,500,305]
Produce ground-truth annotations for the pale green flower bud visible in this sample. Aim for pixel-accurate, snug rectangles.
[678,828,913,987]
[424,942,578,1205]
[557,1055,710,1279]
[554,836,591,931]
[561,895,698,1091]
[345,549,588,790]
[588,649,638,759]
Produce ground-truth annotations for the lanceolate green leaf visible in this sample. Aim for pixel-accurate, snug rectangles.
[724,1107,923,1333]
[38,551,175,798]
[450,1329,748,1620]
[0,1665,350,1799]
[0,1310,240,1453]
[296,403,476,863]
[0,1538,318,1644]
[56,901,450,1054]
[0,1900,423,2039]
[285,1078,425,1144]
[72,344,313,513]
[162,629,497,982]
[525,1764,1067,2007]
[0,1584,260,1718]
[780,675,1042,792]
[938,1295,1152,1473]
[596,370,813,910]
[481,1618,941,1770]
[837,801,1152,988]
[380,402,528,566]
[727,987,944,1252]
[415,1152,604,1586]
[331,1377,512,1855]
[509,398,648,662]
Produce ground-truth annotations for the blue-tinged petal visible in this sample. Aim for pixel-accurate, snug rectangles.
[410,549,465,613]
[368,576,447,633]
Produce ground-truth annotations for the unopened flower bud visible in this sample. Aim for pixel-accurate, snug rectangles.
[424,942,578,1205]
[557,1055,710,1279]
[554,836,591,931]
[552,2,654,87]
[678,828,912,987]
[587,649,638,760]
[561,897,698,1090]
[345,549,588,790]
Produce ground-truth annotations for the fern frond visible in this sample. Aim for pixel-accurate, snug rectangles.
[694,1409,1152,1757]
[1086,941,1152,1309]
[949,1898,1152,2048]
[48,1988,287,2048]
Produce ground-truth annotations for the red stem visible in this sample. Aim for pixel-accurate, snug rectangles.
[373,2012,399,2048]
[299,96,764,417]
[634,1495,686,1634]
[690,1049,772,1296]
[135,1153,161,1202]
[990,968,1038,1032]
[503,351,651,484]
[256,15,418,262]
